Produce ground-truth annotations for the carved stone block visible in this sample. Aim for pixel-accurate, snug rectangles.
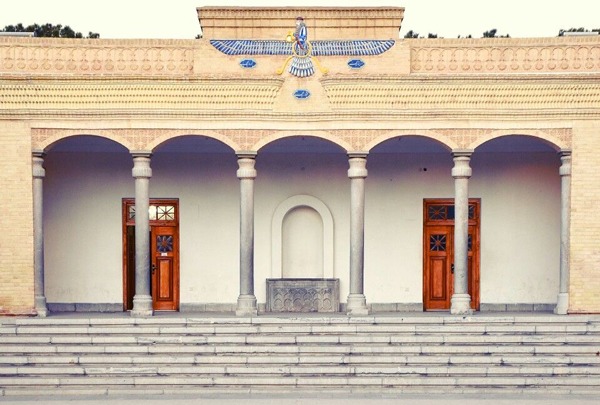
[266,278,340,313]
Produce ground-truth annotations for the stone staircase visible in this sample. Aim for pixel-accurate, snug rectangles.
[1,313,600,397]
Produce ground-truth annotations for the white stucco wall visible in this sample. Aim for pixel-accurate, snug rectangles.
[44,151,132,304]
[365,151,561,306]
[472,152,561,304]
[43,137,561,309]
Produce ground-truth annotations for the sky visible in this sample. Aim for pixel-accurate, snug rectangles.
[0,0,599,39]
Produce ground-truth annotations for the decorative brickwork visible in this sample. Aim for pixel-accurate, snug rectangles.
[322,76,600,113]
[0,38,195,76]
[0,79,284,113]
[410,37,600,74]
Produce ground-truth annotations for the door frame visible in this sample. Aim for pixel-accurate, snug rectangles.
[423,198,480,311]
[122,198,180,311]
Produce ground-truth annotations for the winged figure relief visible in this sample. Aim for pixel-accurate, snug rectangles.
[210,17,395,78]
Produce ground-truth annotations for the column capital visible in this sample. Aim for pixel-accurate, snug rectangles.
[32,153,46,179]
[32,149,46,159]
[132,153,152,179]
[559,150,572,177]
[236,151,258,159]
[451,151,472,179]
[130,150,153,158]
[237,154,257,179]
[451,149,474,157]
[348,154,368,179]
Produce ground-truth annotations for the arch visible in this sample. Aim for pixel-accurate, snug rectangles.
[38,131,130,152]
[149,131,237,152]
[271,195,334,279]
[366,131,456,152]
[255,131,350,152]
[471,129,567,151]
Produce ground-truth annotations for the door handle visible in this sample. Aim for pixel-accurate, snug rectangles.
[151,264,157,274]
[451,264,454,274]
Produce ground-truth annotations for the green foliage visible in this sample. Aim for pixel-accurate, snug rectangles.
[404,30,419,38]
[403,30,439,39]
[2,23,99,38]
[483,29,510,38]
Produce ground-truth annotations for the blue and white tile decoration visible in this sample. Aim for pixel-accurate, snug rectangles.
[239,59,257,68]
[348,59,366,69]
[210,39,395,56]
[289,58,315,77]
[293,89,311,99]
[211,39,394,78]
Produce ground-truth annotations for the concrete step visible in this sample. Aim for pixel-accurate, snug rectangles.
[2,363,600,377]
[1,333,599,345]
[1,343,598,357]
[1,314,599,395]
[3,374,600,388]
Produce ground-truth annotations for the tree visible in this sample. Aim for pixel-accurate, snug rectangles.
[2,23,99,38]
[403,30,439,39]
[482,28,510,38]
[404,30,419,39]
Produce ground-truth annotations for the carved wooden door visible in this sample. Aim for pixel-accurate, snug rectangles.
[424,224,454,310]
[423,199,480,311]
[123,199,179,311]
[151,225,179,311]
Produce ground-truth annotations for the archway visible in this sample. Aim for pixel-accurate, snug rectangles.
[43,135,130,312]
[472,134,561,311]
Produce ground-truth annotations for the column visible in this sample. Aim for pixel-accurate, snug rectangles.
[131,152,153,317]
[451,150,473,315]
[236,153,258,316]
[347,153,369,315]
[555,151,571,315]
[32,151,48,317]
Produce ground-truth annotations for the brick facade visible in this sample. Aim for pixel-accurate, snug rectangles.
[0,7,599,314]
[0,122,35,315]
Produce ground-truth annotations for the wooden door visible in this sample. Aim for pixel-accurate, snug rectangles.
[151,226,179,311]
[423,199,480,311]
[423,225,454,310]
[123,199,179,311]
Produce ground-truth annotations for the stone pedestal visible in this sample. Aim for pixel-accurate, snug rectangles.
[266,278,340,312]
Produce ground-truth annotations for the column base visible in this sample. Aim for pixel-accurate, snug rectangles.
[236,294,258,316]
[346,293,369,316]
[131,295,153,317]
[34,295,48,317]
[450,293,473,315]
[554,292,569,315]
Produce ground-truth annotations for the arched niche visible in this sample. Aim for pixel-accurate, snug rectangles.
[271,195,334,279]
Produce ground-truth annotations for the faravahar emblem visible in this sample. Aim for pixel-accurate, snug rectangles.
[210,17,395,78]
